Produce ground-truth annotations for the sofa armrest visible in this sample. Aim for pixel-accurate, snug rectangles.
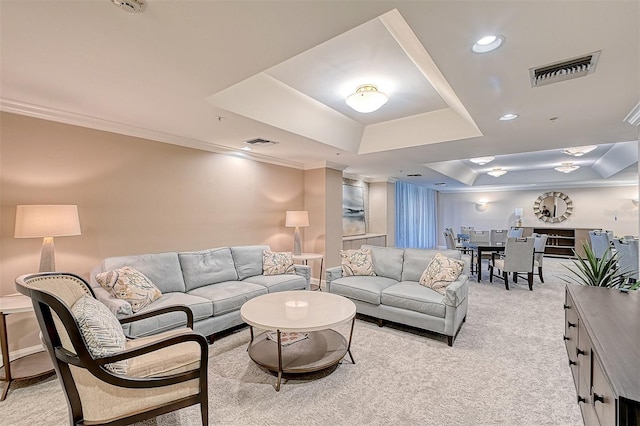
[93,286,133,317]
[294,264,311,288]
[325,266,343,292]
[445,275,469,307]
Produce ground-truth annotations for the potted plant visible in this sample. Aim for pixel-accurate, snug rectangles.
[561,242,638,290]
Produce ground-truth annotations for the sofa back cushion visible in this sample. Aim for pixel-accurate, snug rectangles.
[402,249,463,282]
[231,245,270,280]
[102,252,186,293]
[179,247,239,291]
[362,245,404,281]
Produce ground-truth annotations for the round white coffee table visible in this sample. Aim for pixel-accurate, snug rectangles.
[240,291,356,391]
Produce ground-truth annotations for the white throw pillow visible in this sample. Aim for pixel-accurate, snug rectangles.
[340,248,376,277]
[420,253,465,294]
[95,266,162,312]
[72,295,128,374]
[263,250,295,275]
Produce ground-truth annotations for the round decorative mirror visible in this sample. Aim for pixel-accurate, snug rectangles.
[534,191,573,223]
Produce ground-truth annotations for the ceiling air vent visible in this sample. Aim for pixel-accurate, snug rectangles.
[529,51,600,88]
[244,138,279,147]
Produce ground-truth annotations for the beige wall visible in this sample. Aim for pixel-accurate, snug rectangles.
[0,112,308,355]
[368,181,396,246]
[437,186,639,246]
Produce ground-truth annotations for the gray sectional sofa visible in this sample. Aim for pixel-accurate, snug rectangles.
[326,245,470,346]
[89,245,310,340]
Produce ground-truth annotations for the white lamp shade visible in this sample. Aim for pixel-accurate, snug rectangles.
[285,211,309,227]
[15,205,81,238]
[514,208,524,216]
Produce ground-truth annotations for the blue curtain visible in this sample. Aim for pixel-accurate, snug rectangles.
[395,181,437,248]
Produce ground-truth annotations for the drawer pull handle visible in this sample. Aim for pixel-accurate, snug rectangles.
[568,322,576,328]
[577,395,586,404]
[563,304,570,309]
[569,359,577,366]
[563,335,570,341]
[593,393,605,404]
[576,348,586,356]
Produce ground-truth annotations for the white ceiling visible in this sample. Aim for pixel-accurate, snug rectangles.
[1,1,638,192]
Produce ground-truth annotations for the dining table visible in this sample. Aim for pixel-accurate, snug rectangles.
[463,241,506,282]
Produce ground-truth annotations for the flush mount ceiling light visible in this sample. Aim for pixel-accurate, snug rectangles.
[561,145,597,156]
[345,84,388,113]
[554,162,580,173]
[487,168,507,177]
[111,0,146,13]
[499,113,519,121]
[469,156,495,165]
[472,35,505,53]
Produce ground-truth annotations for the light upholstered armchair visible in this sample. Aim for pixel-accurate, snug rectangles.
[15,272,209,426]
[488,237,535,290]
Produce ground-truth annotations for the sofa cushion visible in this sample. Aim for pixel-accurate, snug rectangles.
[402,249,462,282]
[188,281,267,316]
[243,274,307,293]
[329,276,397,305]
[178,247,238,291]
[262,250,295,275]
[126,292,214,337]
[72,295,128,374]
[102,252,186,293]
[364,245,404,281]
[420,253,465,295]
[340,248,376,276]
[381,282,446,318]
[95,266,162,313]
[231,245,270,280]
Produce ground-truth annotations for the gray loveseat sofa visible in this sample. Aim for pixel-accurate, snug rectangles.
[89,245,310,340]
[326,245,470,346]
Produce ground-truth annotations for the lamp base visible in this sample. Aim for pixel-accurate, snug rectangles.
[39,237,56,272]
[293,227,302,256]
[516,219,522,228]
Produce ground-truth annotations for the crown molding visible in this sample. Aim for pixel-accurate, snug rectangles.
[0,98,305,170]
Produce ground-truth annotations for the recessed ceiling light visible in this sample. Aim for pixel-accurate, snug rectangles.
[499,113,519,121]
[469,156,495,165]
[554,162,580,173]
[487,168,507,177]
[472,35,505,53]
[561,145,597,156]
[241,147,252,152]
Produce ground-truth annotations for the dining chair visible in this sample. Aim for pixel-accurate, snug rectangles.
[589,230,612,260]
[612,238,638,282]
[15,272,209,426]
[531,233,548,282]
[443,230,457,249]
[489,237,535,290]
[461,226,474,235]
[490,229,508,244]
[508,227,524,238]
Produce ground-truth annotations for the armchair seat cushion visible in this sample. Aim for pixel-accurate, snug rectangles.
[329,276,397,305]
[188,281,267,316]
[381,282,446,318]
[127,329,202,377]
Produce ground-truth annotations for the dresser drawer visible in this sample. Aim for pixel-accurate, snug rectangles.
[564,290,579,385]
[592,352,616,426]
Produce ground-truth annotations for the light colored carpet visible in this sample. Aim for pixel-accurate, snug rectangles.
[0,258,583,425]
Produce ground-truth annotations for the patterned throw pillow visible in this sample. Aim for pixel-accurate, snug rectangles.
[263,250,295,275]
[340,248,376,277]
[420,253,465,294]
[95,266,162,312]
[72,295,128,374]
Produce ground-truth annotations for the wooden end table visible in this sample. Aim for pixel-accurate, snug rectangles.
[0,294,54,401]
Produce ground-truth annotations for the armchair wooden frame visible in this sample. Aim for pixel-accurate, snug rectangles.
[16,272,209,426]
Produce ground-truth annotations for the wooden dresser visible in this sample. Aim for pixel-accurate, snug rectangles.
[564,285,640,425]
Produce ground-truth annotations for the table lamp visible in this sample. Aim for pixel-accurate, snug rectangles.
[285,211,309,255]
[14,205,82,272]
[514,207,524,227]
